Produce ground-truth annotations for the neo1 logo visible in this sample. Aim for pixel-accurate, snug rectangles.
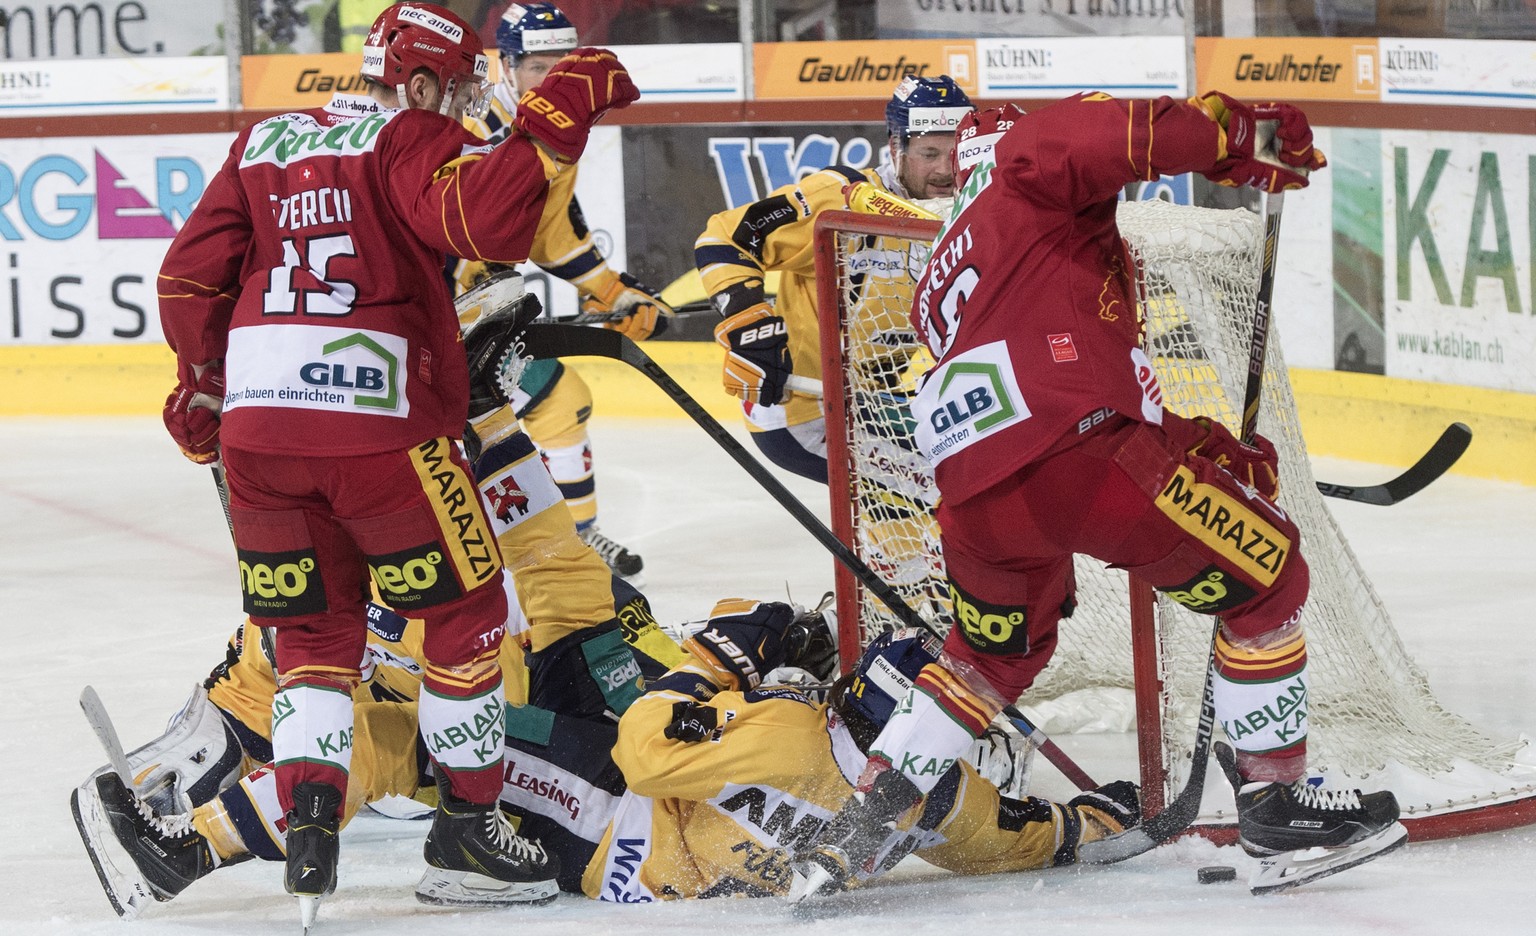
[930,385,994,432]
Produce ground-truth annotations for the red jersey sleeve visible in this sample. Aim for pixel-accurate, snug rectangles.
[995,93,1225,210]
[157,137,252,364]
[382,110,554,265]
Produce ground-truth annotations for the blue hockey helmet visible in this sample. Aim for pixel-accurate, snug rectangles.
[885,75,974,147]
[497,3,579,63]
[844,628,944,728]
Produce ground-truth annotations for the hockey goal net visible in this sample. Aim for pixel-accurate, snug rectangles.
[813,202,1536,840]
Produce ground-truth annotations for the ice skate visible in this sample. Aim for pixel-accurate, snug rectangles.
[416,772,559,907]
[1218,743,1407,894]
[579,526,645,583]
[73,772,215,917]
[284,782,341,933]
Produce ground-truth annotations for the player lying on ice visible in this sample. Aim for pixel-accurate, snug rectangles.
[786,92,1406,902]
[75,596,1135,912]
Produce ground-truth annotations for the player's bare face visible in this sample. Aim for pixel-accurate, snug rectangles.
[898,134,959,199]
[509,52,565,96]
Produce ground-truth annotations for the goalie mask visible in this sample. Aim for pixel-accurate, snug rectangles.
[361,2,491,120]
[844,628,944,729]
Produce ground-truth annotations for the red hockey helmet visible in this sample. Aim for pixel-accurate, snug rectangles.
[953,103,1025,187]
[360,3,491,119]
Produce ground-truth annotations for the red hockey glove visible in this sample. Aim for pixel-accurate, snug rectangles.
[513,48,640,163]
[713,303,791,405]
[163,360,225,465]
[584,271,673,340]
[1173,414,1281,502]
[1197,91,1325,193]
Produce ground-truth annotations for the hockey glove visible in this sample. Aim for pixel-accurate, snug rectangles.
[713,303,791,405]
[1196,91,1325,193]
[163,360,225,465]
[1067,779,1142,840]
[583,271,673,340]
[683,598,800,691]
[663,700,720,742]
[1171,413,1281,502]
[513,48,640,163]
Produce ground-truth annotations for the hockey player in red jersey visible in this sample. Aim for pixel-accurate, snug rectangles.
[792,92,1406,899]
[151,1,638,922]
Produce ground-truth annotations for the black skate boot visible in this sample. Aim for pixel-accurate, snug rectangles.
[580,526,645,582]
[1217,743,1407,894]
[74,772,214,915]
[284,782,342,931]
[416,771,559,907]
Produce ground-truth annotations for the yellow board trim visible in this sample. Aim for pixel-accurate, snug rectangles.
[3,347,1533,486]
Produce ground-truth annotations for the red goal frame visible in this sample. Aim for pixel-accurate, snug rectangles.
[811,207,1536,842]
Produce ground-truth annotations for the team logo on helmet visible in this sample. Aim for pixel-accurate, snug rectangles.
[845,628,943,728]
[886,75,974,143]
[498,2,579,60]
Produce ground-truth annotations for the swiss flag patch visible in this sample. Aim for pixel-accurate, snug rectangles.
[1048,333,1078,363]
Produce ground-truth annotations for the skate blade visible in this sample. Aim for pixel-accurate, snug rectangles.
[414,868,558,907]
[298,894,321,934]
[1250,821,1408,895]
[70,784,157,920]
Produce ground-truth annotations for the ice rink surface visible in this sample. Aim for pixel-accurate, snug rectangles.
[5,416,1535,935]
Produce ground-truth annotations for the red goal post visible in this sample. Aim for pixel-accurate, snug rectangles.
[811,204,1536,841]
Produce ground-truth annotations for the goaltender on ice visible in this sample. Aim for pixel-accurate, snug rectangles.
[148,0,639,925]
[72,583,1142,912]
[787,93,1408,901]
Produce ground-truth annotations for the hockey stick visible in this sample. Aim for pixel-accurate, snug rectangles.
[210,462,234,539]
[80,686,138,792]
[1084,191,1293,861]
[518,322,1097,791]
[1313,421,1471,505]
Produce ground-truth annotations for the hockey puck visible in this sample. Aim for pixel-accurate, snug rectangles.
[1197,865,1237,884]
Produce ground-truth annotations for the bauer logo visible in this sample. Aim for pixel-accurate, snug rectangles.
[238,548,325,617]
[912,340,1029,467]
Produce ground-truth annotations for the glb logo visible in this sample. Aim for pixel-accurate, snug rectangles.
[300,362,385,390]
[930,362,1013,433]
[930,384,994,432]
[308,332,399,410]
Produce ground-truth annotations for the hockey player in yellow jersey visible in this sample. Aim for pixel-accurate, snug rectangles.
[77,596,1136,913]
[454,3,674,582]
[697,75,973,482]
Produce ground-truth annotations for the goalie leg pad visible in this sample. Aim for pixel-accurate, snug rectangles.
[113,684,245,816]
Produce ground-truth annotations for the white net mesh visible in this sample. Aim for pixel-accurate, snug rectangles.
[824,199,1534,825]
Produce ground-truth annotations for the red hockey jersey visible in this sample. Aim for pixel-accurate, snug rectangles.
[159,94,555,456]
[910,93,1228,504]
